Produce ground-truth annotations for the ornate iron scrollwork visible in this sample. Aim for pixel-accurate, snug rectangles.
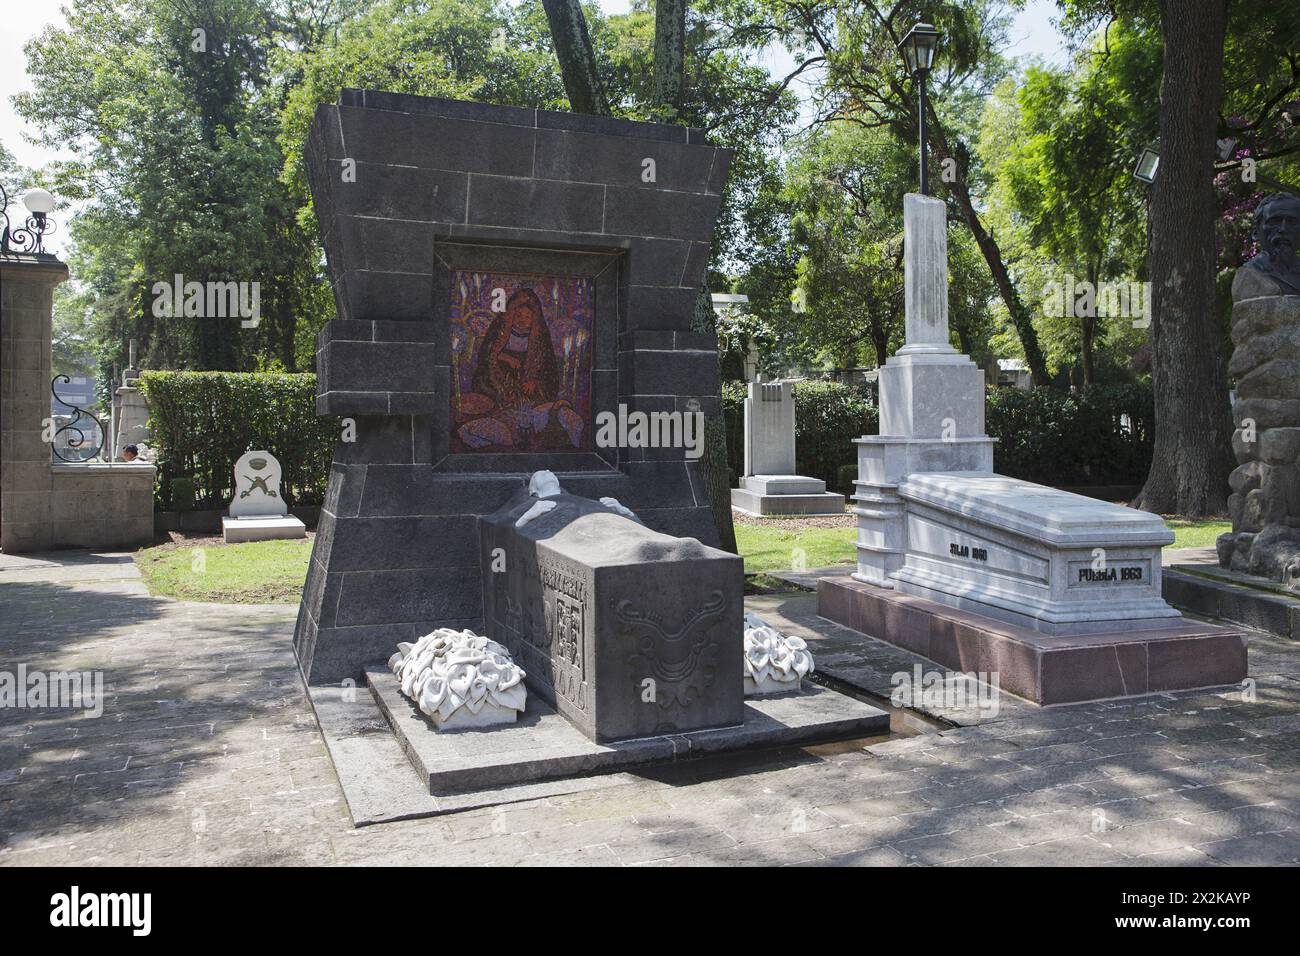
[0,181,56,256]
[50,374,108,462]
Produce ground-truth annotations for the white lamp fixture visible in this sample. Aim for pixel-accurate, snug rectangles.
[22,188,55,217]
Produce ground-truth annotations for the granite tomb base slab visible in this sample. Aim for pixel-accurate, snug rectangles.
[818,576,1247,705]
[365,664,889,795]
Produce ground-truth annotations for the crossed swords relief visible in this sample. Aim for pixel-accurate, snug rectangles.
[239,474,279,499]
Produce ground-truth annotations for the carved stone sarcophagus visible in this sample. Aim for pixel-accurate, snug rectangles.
[479,486,744,742]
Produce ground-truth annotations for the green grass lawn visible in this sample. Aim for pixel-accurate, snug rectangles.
[735,516,1232,575]
[134,538,311,603]
[734,522,857,575]
[133,514,1233,603]
[1163,517,1231,550]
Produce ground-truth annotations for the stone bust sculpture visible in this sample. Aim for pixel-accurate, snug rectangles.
[1232,192,1300,299]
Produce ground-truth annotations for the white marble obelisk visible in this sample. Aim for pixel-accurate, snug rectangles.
[899,193,955,355]
[851,193,995,586]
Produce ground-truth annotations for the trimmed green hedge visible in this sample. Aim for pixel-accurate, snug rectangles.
[722,380,878,491]
[985,383,1153,486]
[723,379,1153,492]
[139,371,335,509]
[138,371,1152,513]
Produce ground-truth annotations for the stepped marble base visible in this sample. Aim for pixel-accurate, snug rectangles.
[731,474,846,516]
[221,514,306,543]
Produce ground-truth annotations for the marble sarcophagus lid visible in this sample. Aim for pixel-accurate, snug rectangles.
[479,487,745,742]
[890,472,1181,635]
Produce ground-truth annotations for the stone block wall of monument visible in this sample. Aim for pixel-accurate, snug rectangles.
[294,91,733,684]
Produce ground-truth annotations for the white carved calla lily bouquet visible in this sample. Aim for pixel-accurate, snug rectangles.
[742,612,815,696]
[389,628,527,728]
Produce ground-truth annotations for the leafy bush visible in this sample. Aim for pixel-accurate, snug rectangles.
[140,371,335,509]
[837,463,858,496]
[986,382,1153,486]
[722,380,877,488]
[169,476,196,512]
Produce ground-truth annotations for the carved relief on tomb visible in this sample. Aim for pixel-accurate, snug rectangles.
[617,591,727,710]
[537,555,589,713]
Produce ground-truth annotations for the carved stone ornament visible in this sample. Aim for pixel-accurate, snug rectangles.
[388,628,527,729]
[742,612,815,696]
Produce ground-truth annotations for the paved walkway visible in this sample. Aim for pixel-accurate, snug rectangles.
[1,551,1298,866]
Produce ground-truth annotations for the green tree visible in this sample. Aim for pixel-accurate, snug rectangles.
[702,0,1053,384]
[278,0,570,207]
[537,0,798,552]
[742,119,999,379]
[1053,0,1300,515]
[979,23,1155,385]
[16,0,345,374]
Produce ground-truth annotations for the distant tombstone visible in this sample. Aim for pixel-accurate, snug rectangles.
[729,380,846,516]
[223,450,305,542]
[230,450,286,517]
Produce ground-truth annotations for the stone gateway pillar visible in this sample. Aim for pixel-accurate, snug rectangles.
[1,254,155,552]
[1,255,67,552]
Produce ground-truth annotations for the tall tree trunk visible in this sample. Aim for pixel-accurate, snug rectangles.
[1133,0,1235,517]
[541,0,738,549]
[653,0,686,120]
[1081,259,1098,386]
[541,0,609,115]
[1080,316,1096,386]
[927,114,1051,385]
[870,324,889,369]
[658,0,736,552]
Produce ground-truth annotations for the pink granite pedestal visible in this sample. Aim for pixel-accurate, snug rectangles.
[818,577,1248,706]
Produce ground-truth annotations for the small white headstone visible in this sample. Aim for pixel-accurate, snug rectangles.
[229,450,287,518]
[743,380,797,476]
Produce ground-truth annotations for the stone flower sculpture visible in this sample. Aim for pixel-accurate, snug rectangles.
[1219,192,1300,589]
[742,612,815,696]
[388,628,527,729]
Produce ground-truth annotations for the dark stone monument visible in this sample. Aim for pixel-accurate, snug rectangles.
[479,475,744,742]
[294,90,731,684]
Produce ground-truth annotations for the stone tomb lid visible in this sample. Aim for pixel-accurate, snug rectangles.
[898,472,1174,547]
[492,489,729,567]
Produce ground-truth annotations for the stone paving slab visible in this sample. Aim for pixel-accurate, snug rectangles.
[2,551,1298,866]
[307,684,644,825]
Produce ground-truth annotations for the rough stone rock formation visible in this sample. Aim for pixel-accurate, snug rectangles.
[1219,194,1300,588]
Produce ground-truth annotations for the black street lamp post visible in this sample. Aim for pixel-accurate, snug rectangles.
[898,22,941,195]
